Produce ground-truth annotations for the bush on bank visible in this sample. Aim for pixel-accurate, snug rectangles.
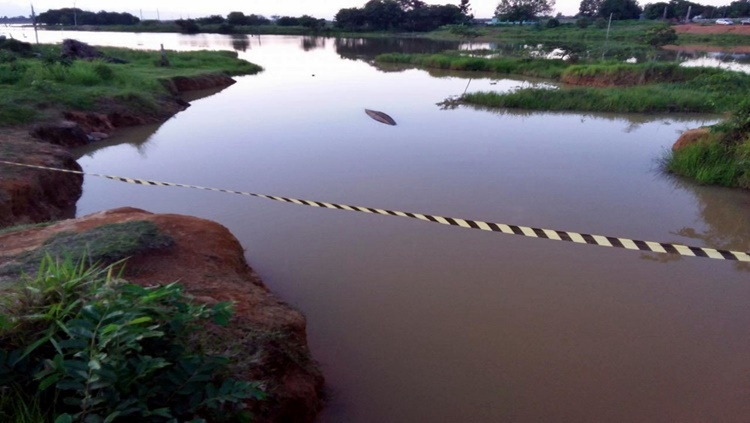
[0,256,264,423]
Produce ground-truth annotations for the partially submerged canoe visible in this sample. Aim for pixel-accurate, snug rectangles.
[365,109,397,126]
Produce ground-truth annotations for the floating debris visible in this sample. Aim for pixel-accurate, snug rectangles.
[365,109,397,126]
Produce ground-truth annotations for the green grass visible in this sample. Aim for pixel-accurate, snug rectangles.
[379,52,750,114]
[664,140,750,188]
[0,46,263,127]
[377,53,569,79]
[0,387,48,423]
[463,85,723,113]
[0,220,174,277]
[0,222,55,237]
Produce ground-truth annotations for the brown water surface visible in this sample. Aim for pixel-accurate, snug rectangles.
[21,29,749,422]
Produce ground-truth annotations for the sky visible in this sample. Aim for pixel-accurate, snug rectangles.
[0,0,736,20]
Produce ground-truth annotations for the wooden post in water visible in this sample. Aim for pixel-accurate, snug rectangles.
[159,44,170,67]
[30,3,39,45]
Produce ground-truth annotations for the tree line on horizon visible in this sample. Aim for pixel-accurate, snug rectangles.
[35,8,140,26]
[25,0,750,33]
[496,0,750,24]
[334,0,472,31]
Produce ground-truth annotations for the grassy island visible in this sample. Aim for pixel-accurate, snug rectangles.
[377,52,750,114]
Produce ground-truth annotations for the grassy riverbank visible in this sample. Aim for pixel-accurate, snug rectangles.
[665,103,750,188]
[0,42,262,127]
[378,52,750,114]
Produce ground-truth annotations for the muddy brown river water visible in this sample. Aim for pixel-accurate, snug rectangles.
[10,27,750,422]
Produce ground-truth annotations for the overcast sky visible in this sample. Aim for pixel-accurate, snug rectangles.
[0,0,735,20]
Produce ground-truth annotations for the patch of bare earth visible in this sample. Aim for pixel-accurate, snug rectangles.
[673,23,750,35]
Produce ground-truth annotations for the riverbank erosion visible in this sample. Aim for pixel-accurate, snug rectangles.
[0,207,325,422]
[0,71,225,228]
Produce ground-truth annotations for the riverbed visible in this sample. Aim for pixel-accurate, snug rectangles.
[9,27,750,422]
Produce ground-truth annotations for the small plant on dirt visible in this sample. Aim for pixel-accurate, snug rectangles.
[0,256,265,423]
[713,100,750,145]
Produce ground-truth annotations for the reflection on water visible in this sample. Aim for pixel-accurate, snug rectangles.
[334,37,485,61]
[231,35,250,52]
[301,36,326,52]
[681,56,750,73]
[58,33,750,423]
[669,178,750,271]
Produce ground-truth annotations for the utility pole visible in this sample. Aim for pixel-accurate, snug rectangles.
[73,0,77,27]
[663,6,667,20]
[157,9,160,21]
[685,6,692,23]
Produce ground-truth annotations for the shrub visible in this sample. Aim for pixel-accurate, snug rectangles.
[712,99,750,145]
[545,18,560,28]
[595,17,607,29]
[0,256,265,423]
[643,24,677,48]
[576,17,591,28]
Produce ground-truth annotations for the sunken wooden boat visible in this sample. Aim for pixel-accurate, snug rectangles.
[365,109,397,126]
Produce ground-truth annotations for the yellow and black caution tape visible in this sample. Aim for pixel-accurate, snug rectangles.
[2,159,749,263]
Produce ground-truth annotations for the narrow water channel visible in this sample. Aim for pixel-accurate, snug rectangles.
[12,27,750,422]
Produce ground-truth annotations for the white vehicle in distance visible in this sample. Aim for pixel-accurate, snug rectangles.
[716,18,734,25]
[742,18,750,25]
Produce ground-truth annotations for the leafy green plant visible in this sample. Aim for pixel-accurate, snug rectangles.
[712,100,750,145]
[0,256,265,423]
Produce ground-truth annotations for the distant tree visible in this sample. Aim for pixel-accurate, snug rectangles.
[643,23,677,47]
[598,0,641,20]
[175,19,200,34]
[363,0,405,30]
[460,0,472,15]
[579,0,604,17]
[37,8,139,25]
[495,0,555,24]
[298,15,325,29]
[335,8,367,30]
[226,11,248,25]
[246,14,271,25]
[196,15,224,25]
[335,0,468,32]
[724,0,750,18]
[643,2,670,19]
[276,16,301,26]
[643,0,708,20]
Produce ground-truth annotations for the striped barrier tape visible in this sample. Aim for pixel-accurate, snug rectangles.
[2,159,749,263]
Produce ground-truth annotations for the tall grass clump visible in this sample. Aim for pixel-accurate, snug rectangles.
[0,256,265,423]
[561,61,720,85]
[463,85,718,113]
[664,142,745,187]
[665,101,750,188]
